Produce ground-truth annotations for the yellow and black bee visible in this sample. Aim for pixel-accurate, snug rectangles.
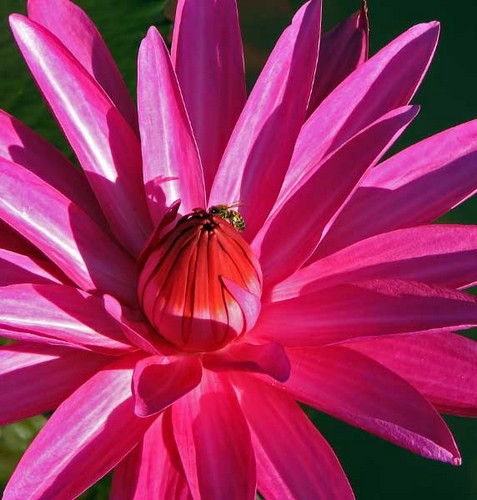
[208,203,245,232]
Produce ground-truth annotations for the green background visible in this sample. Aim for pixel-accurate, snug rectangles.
[0,0,476,498]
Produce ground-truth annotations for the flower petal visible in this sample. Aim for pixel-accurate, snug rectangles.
[253,279,477,347]
[172,370,256,499]
[308,1,368,115]
[133,355,202,417]
[3,353,154,500]
[283,345,460,464]
[281,22,439,200]
[272,225,477,301]
[10,14,151,255]
[0,158,137,304]
[209,0,322,238]
[234,376,354,500]
[347,332,477,416]
[172,0,246,192]
[0,342,111,425]
[27,0,137,130]
[0,283,134,355]
[0,109,106,229]
[137,27,205,224]
[253,105,418,288]
[111,411,191,500]
[317,119,477,256]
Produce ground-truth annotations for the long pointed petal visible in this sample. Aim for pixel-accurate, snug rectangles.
[253,279,477,347]
[172,370,256,500]
[317,119,477,256]
[209,0,322,238]
[138,27,205,223]
[283,345,460,463]
[0,342,111,425]
[347,332,477,417]
[172,0,246,192]
[3,353,154,500]
[111,411,191,500]
[254,106,418,287]
[27,0,137,130]
[0,284,134,354]
[10,14,151,255]
[0,158,137,304]
[234,376,354,499]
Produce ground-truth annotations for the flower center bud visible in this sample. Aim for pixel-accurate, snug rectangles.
[138,208,262,352]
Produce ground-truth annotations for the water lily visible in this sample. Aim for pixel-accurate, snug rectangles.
[1,0,477,498]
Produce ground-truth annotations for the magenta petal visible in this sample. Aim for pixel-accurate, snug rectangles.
[273,225,477,301]
[0,109,106,229]
[0,284,134,354]
[138,27,206,224]
[285,22,439,197]
[172,370,256,499]
[317,119,477,256]
[308,2,369,114]
[234,376,354,499]
[283,345,460,464]
[347,332,477,417]
[209,0,322,238]
[0,158,137,304]
[10,14,151,255]
[172,0,246,192]
[27,0,137,130]
[253,279,477,347]
[254,105,418,288]
[133,356,202,417]
[0,342,111,425]
[111,411,191,500]
[3,353,154,500]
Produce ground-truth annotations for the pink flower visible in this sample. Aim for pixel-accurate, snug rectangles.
[1,0,477,498]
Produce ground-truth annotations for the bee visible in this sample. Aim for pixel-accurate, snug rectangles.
[208,202,245,232]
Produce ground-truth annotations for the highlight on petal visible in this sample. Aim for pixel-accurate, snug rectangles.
[172,370,256,499]
[347,332,477,417]
[282,345,461,464]
[10,14,151,255]
[234,375,354,499]
[3,353,154,500]
[172,0,246,191]
[209,0,322,238]
[138,27,205,224]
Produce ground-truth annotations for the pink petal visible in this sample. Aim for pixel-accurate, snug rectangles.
[0,249,64,286]
[137,27,205,224]
[209,0,322,238]
[133,355,202,417]
[171,0,246,192]
[0,283,134,355]
[282,22,439,200]
[234,376,354,499]
[27,0,137,130]
[254,105,418,288]
[347,332,477,416]
[0,219,41,257]
[0,342,111,425]
[308,1,369,115]
[283,345,460,464]
[172,370,256,499]
[0,158,137,304]
[317,119,477,257]
[3,353,154,500]
[111,411,191,500]
[10,14,151,255]
[0,109,106,229]
[272,225,477,302]
[253,279,477,347]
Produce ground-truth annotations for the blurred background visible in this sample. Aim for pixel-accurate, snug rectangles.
[0,0,476,497]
